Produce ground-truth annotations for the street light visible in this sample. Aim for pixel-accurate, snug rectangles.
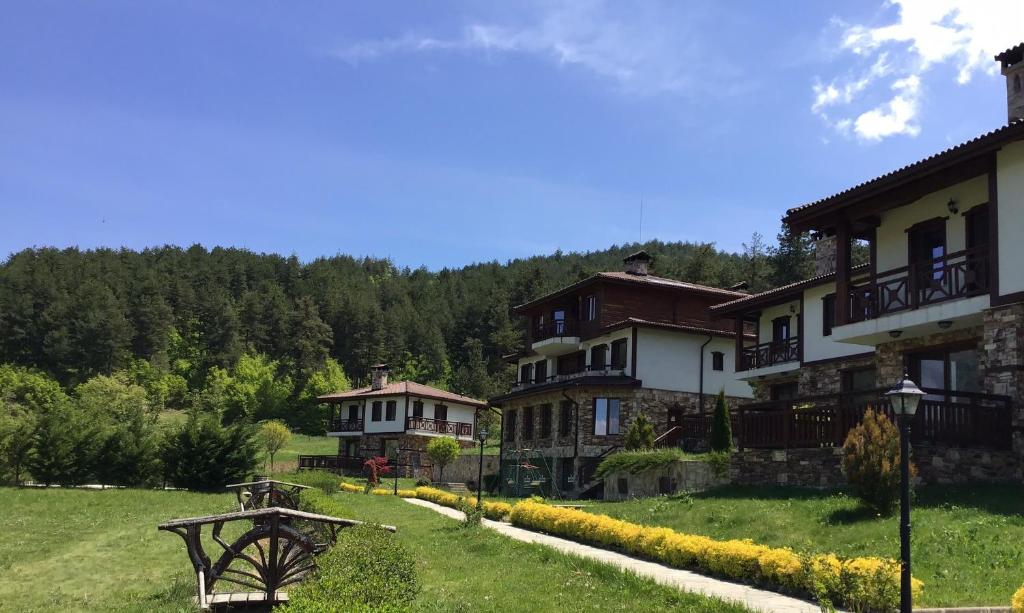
[885,372,925,613]
[476,427,489,506]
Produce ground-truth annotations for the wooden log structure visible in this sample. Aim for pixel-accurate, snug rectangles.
[158,507,397,610]
[224,479,313,512]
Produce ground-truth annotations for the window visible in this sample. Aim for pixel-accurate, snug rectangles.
[435,404,448,421]
[505,410,517,442]
[343,439,358,458]
[822,294,836,336]
[381,439,399,460]
[711,351,724,371]
[371,401,382,422]
[412,400,423,418]
[347,404,359,421]
[908,219,946,284]
[584,295,598,321]
[552,309,567,335]
[557,350,586,375]
[593,398,621,436]
[771,316,791,343]
[539,404,552,438]
[558,400,573,436]
[520,363,533,385]
[610,338,628,369]
[841,368,876,394]
[385,400,397,421]
[523,406,534,439]
[770,382,798,401]
[534,359,548,383]
[908,344,982,402]
[590,344,608,369]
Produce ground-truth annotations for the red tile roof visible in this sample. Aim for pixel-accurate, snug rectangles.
[602,317,748,339]
[318,381,487,408]
[709,264,870,315]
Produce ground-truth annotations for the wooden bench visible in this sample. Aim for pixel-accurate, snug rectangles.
[224,479,312,512]
[158,507,396,610]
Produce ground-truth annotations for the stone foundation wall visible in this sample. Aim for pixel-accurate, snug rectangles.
[603,460,729,500]
[799,354,877,395]
[983,304,1024,455]
[352,433,473,479]
[442,454,501,485]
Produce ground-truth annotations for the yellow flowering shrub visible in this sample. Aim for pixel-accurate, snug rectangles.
[1011,584,1024,612]
[395,488,418,498]
[339,482,363,494]
[412,486,513,520]
[370,488,393,496]
[509,501,919,611]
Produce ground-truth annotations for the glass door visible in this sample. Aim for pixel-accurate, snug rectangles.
[908,345,981,402]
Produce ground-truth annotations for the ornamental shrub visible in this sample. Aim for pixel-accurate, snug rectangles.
[710,390,732,452]
[426,437,460,482]
[278,524,419,613]
[283,470,343,494]
[841,407,916,514]
[624,413,655,450]
[1012,585,1024,613]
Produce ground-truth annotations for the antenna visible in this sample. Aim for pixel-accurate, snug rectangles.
[639,195,644,244]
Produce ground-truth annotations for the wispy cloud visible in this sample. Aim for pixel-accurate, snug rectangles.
[812,0,1023,142]
[329,1,732,97]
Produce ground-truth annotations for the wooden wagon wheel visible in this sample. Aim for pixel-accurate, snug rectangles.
[206,519,320,596]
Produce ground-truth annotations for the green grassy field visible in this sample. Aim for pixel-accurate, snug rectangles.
[585,484,1024,607]
[0,486,751,612]
[264,433,337,474]
[326,491,752,612]
[0,487,236,612]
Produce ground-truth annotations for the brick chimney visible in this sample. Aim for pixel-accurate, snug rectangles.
[623,250,653,276]
[814,235,837,276]
[370,363,389,390]
[996,43,1024,123]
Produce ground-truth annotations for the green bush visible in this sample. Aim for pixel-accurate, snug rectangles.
[279,525,419,613]
[842,407,916,514]
[595,448,691,479]
[624,413,655,450]
[282,470,344,494]
[709,390,732,452]
[160,412,259,490]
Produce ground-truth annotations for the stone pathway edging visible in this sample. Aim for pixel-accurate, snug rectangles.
[402,498,825,613]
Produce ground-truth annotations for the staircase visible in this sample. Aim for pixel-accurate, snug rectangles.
[441,482,470,494]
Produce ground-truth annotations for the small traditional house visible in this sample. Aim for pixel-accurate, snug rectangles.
[302,364,487,478]
[490,251,754,496]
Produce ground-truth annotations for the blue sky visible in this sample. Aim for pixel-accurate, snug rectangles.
[1,1,1021,269]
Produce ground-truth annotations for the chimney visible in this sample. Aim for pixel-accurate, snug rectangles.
[813,234,837,276]
[996,43,1024,123]
[623,250,653,276]
[370,363,389,391]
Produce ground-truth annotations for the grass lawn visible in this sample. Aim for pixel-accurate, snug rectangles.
[585,484,1024,607]
[330,491,753,612]
[0,487,236,612]
[265,433,337,474]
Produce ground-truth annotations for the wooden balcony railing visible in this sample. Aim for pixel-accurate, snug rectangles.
[533,318,579,342]
[512,366,629,390]
[738,337,800,371]
[848,246,989,323]
[327,418,363,433]
[298,455,365,471]
[676,387,1013,451]
[405,416,473,438]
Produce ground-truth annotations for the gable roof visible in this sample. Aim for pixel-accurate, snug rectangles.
[709,263,870,316]
[318,381,487,408]
[513,271,747,313]
[784,120,1024,231]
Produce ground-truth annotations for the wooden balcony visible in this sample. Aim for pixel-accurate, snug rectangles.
[847,247,989,323]
[511,366,629,391]
[677,388,1013,451]
[532,318,579,343]
[327,418,363,433]
[405,416,473,438]
[738,337,800,372]
[298,455,365,471]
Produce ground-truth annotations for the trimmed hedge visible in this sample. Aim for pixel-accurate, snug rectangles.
[1012,584,1024,613]
[412,486,513,521]
[594,448,693,479]
[278,524,419,612]
[509,501,921,611]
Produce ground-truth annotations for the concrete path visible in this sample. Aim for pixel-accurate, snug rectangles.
[403,498,823,613]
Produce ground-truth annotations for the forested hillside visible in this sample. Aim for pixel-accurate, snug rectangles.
[0,232,813,408]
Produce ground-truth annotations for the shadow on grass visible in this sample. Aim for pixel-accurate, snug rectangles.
[689,484,843,502]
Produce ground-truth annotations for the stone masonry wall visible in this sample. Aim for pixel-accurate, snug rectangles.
[983,303,1024,455]
[603,459,729,500]
[798,354,877,396]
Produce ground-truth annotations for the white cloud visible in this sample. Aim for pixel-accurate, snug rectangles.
[813,0,1023,142]
[329,2,728,97]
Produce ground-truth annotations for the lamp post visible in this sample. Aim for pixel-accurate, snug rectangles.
[476,427,489,506]
[885,373,925,613]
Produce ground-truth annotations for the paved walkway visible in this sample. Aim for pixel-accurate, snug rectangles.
[403,498,823,613]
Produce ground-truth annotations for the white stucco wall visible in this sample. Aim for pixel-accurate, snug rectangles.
[363,394,405,434]
[635,328,753,398]
[998,141,1024,295]
[874,175,987,273]
[801,282,874,361]
[516,329,632,377]
[409,397,477,426]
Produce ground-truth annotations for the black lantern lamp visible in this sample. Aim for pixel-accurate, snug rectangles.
[885,373,925,613]
[476,427,489,506]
